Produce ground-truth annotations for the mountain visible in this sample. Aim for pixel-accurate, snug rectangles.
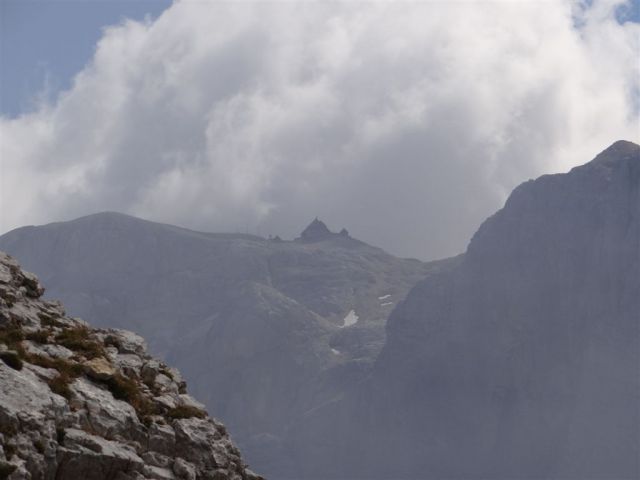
[291,140,640,478]
[0,214,436,476]
[0,251,262,480]
[5,140,636,479]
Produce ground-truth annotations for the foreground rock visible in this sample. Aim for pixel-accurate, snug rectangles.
[0,252,262,480]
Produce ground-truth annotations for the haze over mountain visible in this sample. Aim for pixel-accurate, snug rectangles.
[291,140,640,478]
[1,140,637,478]
[0,214,435,475]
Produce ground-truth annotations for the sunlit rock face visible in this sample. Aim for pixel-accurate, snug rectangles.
[0,251,262,480]
[293,141,639,479]
[0,214,434,477]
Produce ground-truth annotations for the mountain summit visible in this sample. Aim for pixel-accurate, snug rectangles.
[587,139,639,167]
[298,218,333,241]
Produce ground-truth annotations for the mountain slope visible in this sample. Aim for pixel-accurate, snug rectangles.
[0,251,262,480]
[0,214,435,476]
[293,140,640,478]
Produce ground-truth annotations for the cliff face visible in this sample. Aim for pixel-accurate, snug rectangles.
[0,252,262,480]
[292,141,640,478]
[374,140,639,478]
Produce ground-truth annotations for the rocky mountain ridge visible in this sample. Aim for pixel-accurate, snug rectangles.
[0,251,262,480]
[0,215,436,476]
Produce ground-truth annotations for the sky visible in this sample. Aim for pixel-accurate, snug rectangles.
[1,0,172,116]
[1,0,639,261]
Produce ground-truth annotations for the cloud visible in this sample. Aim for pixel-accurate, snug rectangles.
[1,0,638,259]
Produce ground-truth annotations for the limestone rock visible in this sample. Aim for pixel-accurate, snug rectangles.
[59,428,145,474]
[84,357,116,380]
[173,457,196,480]
[0,252,262,480]
[104,330,147,356]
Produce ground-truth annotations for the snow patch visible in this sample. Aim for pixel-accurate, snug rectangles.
[378,294,391,300]
[380,302,393,306]
[341,309,359,327]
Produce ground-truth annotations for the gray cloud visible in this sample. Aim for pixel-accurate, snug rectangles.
[1,0,638,259]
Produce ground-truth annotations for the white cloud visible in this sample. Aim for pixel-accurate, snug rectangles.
[1,0,638,259]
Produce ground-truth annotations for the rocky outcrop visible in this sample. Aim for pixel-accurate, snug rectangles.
[0,252,262,480]
[296,218,353,243]
[297,218,333,241]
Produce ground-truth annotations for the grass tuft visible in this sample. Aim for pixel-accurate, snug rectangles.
[101,373,160,421]
[25,330,50,344]
[55,327,105,359]
[103,373,139,402]
[167,405,207,419]
[37,312,63,328]
[28,354,84,377]
[0,462,17,478]
[48,373,74,400]
[0,323,24,350]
